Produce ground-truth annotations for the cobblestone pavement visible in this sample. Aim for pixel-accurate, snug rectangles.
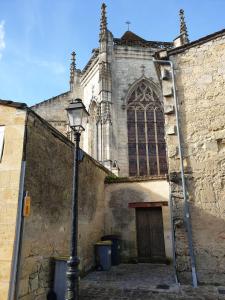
[80,264,225,300]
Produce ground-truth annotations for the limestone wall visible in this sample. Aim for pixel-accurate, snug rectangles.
[159,33,225,284]
[32,91,71,136]
[0,105,26,300]
[17,111,109,299]
[104,179,172,261]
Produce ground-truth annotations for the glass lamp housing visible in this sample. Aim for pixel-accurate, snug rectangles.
[66,99,89,133]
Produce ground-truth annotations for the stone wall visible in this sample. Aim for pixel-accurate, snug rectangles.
[104,178,172,261]
[0,104,26,300]
[17,110,110,299]
[32,91,71,136]
[78,154,110,272]
[158,32,225,284]
[17,111,73,299]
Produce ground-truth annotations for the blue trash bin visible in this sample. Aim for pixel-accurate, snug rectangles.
[101,235,121,265]
[95,240,112,271]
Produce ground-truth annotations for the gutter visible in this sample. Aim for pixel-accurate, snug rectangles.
[153,58,198,288]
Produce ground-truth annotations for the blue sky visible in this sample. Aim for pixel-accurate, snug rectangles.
[0,0,224,106]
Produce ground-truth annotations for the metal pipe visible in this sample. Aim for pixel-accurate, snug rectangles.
[8,161,26,300]
[169,184,179,285]
[153,58,198,288]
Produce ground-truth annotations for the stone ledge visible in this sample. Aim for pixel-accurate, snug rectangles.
[105,175,167,184]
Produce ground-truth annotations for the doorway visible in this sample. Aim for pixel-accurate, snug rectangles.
[136,207,166,262]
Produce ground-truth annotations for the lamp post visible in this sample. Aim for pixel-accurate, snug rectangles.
[65,99,89,300]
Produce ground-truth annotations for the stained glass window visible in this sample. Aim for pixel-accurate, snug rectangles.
[127,80,168,176]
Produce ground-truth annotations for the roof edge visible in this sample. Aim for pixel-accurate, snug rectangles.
[0,99,27,109]
[168,28,225,56]
[31,91,70,108]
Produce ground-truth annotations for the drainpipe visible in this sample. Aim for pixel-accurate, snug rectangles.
[8,110,29,300]
[153,58,198,288]
[8,161,26,300]
[169,184,179,285]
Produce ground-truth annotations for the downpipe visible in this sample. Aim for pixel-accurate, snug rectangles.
[169,184,179,285]
[153,58,198,288]
[8,161,26,300]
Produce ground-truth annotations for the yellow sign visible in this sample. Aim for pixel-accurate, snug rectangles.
[23,195,31,217]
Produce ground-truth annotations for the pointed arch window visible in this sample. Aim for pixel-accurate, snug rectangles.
[127,79,168,176]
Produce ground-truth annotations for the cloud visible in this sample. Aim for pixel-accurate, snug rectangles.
[0,20,5,59]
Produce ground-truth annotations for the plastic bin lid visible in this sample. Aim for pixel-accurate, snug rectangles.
[101,234,121,240]
[95,240,112,246]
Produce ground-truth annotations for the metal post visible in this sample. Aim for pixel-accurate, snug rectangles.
[66,131,81,300]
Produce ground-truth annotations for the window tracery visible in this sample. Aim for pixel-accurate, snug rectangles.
[127,79,168,176]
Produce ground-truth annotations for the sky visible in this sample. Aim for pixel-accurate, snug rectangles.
[0,0,224,106]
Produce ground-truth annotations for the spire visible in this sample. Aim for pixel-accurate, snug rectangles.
[179,9,189,44]
[70,51,76,84]
[100,3,107,40]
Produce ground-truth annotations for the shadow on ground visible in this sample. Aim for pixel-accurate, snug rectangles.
[79,263,225,300]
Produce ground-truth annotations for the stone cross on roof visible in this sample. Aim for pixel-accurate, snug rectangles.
[126,21,131,31]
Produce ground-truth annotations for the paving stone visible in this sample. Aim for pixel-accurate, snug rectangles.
[79,264,225,300]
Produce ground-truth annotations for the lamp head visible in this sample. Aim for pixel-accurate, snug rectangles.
[66,99,89,133]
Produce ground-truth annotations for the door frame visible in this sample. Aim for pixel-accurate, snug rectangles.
[129,201,168,263]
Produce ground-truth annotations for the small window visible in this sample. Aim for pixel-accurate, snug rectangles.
[0,126,5,162]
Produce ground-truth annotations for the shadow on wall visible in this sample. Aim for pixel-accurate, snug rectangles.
[108,184,168,229]
[105,181,170,260]
[169,51,225,284]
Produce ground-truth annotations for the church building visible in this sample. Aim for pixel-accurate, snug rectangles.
[32,3,174,177]
[31,3,225,288]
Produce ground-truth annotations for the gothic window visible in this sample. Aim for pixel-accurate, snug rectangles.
[127,79,168,176]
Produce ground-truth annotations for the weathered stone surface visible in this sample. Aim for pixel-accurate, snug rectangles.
[105,180,173,261]
[161,33,225,284]
[17,111,110,299]
[0,105,26,300]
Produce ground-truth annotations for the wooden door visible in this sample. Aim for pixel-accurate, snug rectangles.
[136,207,166,262]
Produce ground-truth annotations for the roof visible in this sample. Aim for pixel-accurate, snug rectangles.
[82,48,99,74]
[0,99,27,109]
[31,91,70,109]
[121,31,147,43]
[168,28,225,56]
[114,30,173,49]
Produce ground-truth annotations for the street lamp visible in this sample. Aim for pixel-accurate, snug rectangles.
[65,99,89,300]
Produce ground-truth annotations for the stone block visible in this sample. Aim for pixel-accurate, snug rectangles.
[164,105,174,115]
[166,125,176,135]
[162,85,173,97]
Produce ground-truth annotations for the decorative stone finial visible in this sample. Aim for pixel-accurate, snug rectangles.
[179,9,189,44]
[100,3,107,40]
[70,51,76,84]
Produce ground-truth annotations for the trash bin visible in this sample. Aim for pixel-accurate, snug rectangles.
[101,235,121,265]
[53,257,68,300]
[95,240,112,271]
